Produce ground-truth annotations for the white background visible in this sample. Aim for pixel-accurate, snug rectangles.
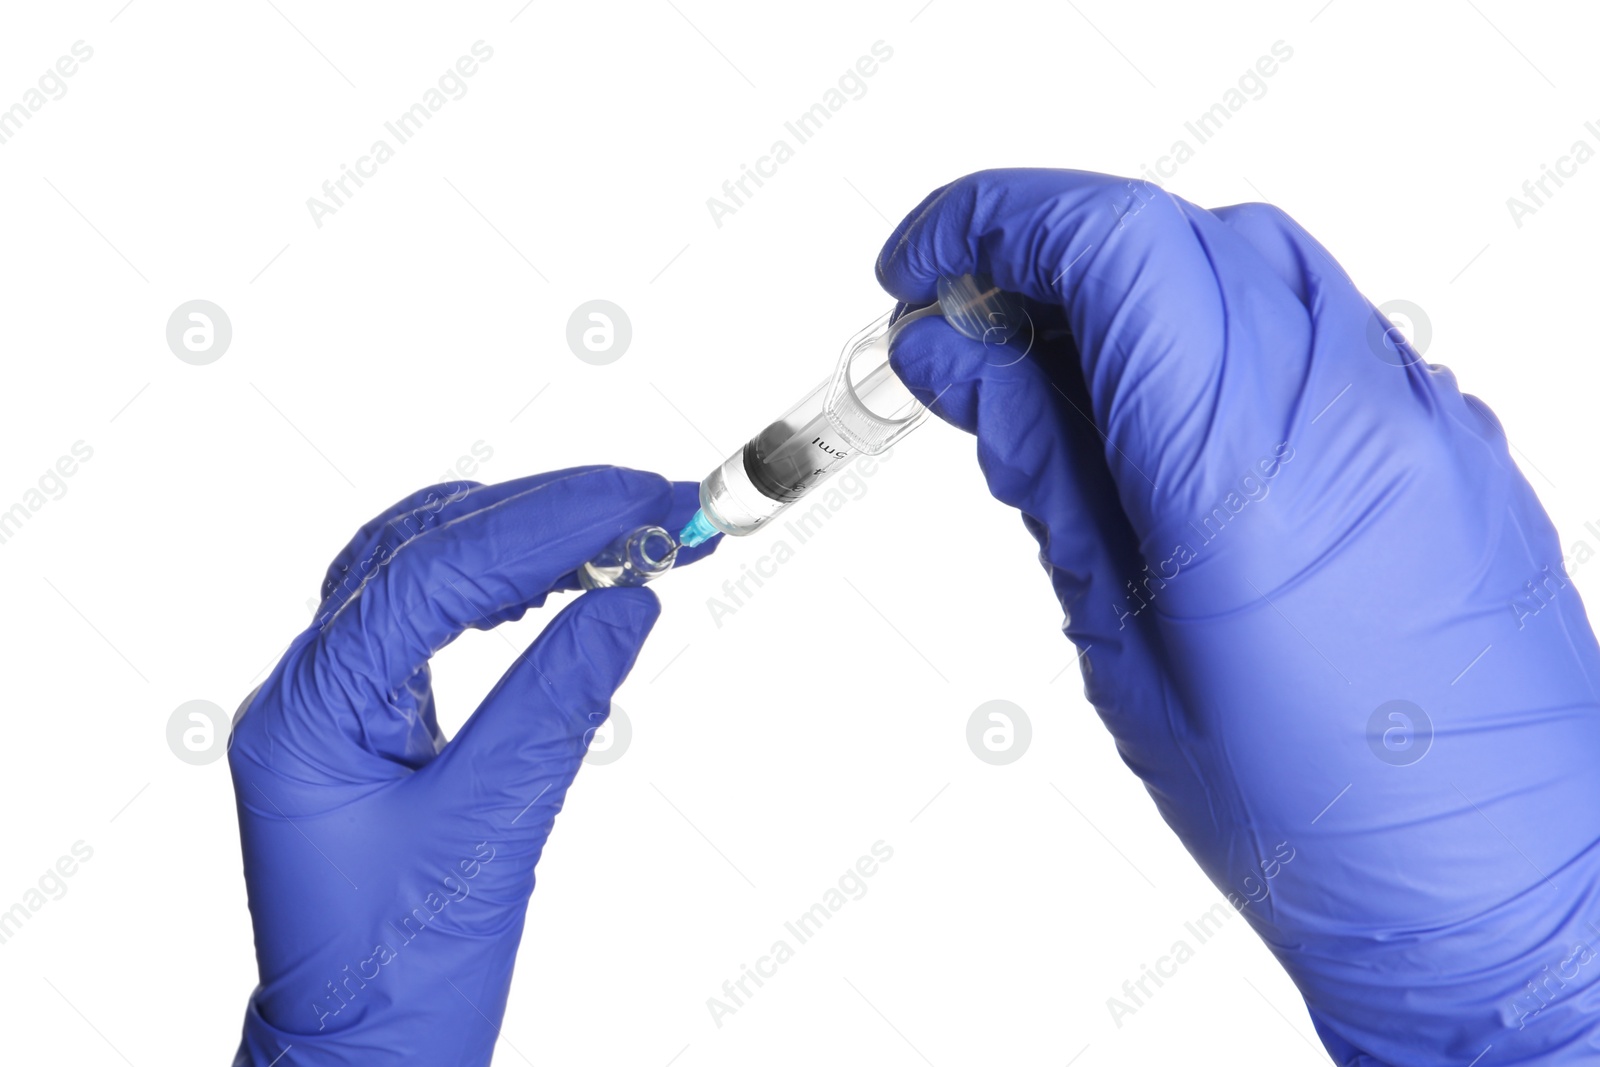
[0,0,1596,1063]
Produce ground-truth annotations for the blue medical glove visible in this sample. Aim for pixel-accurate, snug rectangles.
[879,169,1600,1064]
[230,466,715,1067]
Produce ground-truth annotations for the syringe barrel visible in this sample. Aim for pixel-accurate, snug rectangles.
[699,308,927,537]
[698,376,845,536]
[698,276,1025,538]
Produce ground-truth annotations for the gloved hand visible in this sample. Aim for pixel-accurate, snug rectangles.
[879,169,1600,1064]
[230,466,714,1067]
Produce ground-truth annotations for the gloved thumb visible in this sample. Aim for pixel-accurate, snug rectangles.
[890,311,1158,660]
[428,586,660,839]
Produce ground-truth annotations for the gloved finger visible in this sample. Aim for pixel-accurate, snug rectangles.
[1207,200,1482,410]
[319,481,477,612]
[311,466,671,727]
[428,586,659,843]
[317,468,617,617]
[1206,202,1360,313]
[890,297,1231,793]
[1208,200,1466,393]
[877,168,1316,540]
[308,467,626,766]
[890,314,1160,648]
[888,297,1076,430]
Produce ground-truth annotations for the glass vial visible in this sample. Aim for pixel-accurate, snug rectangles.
[578,525,679,589]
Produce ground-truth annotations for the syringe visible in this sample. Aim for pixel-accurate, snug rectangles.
[679,275,1025,547]
[578,275,1024,589]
